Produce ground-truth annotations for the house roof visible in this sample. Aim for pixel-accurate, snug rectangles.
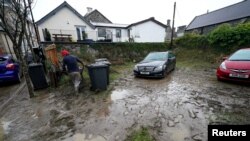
[127,17,167,28]
[36,1,94,29]
[186,0,250,30]
[177,25,186,33]
[84,9,112,23]
[91,22,128,28]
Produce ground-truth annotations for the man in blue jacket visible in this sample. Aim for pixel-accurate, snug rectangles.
[61,49,84,94]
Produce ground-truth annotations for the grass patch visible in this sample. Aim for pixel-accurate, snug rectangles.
[213,111,250,124]
[126,127,155,141]
[81,62,135,84]
[176,60,214,69]
[174,47,221,70]
[58,74,70,86]
[109,62,135,81]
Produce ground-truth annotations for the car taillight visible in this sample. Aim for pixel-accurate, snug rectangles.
[6,63,15,70]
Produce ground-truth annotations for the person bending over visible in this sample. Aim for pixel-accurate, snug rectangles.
[61,49,84,94]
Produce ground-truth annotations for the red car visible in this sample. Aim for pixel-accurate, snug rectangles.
[217,48,250,83]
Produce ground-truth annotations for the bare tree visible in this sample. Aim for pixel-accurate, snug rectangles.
[0,0,35,98]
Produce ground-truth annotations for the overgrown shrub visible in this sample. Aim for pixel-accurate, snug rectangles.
[174,33,209,48]
[208,24,234,49]
[175,22,250,53]
[233,22,250,46]
[90,43,170,62]
[208,22,250,50]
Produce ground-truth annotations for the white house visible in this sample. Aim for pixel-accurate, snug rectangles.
[36,1,96,42]
[0,20,38,57]
[127,17,168,42]
[91,22,129,42]
[0,26,13,55]
[36,1,171,43]
[0,0,38,57]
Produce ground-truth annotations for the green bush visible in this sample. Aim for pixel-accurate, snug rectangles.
[174,22,250,53]
[90,43,170,62]
[208,24,234,48]
[234,22,250,46]
[208,22,250,50]
[174,33,209,48]
[125,127,155,141]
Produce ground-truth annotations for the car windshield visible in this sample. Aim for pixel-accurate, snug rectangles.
[143,52,167,61]
[0,57,7,64]
[228,50,250,61]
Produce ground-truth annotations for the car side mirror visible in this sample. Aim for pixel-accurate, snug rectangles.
[222,56,228,61]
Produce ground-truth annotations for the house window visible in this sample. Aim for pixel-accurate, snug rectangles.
[98,28,106,37]
[116,29,121,38]
[76,26,86,40]
[135,31,140,38]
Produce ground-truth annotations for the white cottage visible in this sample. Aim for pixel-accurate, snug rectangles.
[127,17,168,42]
[91,22,129,42]
[36,1,96,42]
[36,1,171,43]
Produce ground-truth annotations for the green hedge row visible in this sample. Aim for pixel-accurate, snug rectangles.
[209,23,250,49]
[89,43,170,62]
[175,22,250,52]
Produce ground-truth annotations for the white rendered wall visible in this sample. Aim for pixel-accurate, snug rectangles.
[129,21,166,42]
[37,7,95,41]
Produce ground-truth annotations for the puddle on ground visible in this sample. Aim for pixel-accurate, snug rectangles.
[0,120,11,134]
[0,121,11,141]
[168,126,190,141]
[110,89,129,101]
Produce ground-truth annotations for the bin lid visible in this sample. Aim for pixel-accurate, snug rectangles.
[87,62,108,68]
[95,58,108,62]
[28,63,43,67]
[95,58,111,65]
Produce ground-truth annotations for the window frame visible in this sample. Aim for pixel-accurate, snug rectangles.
[98,28,106,37]
[116,29,121,38]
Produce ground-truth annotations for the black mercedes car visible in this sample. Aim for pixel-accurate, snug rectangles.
[133,51,176,78]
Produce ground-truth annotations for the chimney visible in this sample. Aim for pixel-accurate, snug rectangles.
[167,19,171,26]
[87,7,93,13]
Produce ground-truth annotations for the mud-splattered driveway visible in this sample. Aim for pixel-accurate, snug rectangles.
[1,67,250,141]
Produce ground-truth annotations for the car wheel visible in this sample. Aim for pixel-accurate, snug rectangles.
[217,76,222,81]
[162,71,166,78]
[172,65,176,71]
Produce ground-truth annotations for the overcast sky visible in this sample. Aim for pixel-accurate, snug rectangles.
[32,0,243,27]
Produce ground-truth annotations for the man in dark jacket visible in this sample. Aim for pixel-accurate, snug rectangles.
[61,49,84,93]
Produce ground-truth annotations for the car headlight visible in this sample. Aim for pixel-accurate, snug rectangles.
[134,65,139,71]
[154,65,164,72]
[220,62,227,70]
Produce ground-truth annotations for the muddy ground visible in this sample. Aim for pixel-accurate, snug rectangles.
[0,66,250,141]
